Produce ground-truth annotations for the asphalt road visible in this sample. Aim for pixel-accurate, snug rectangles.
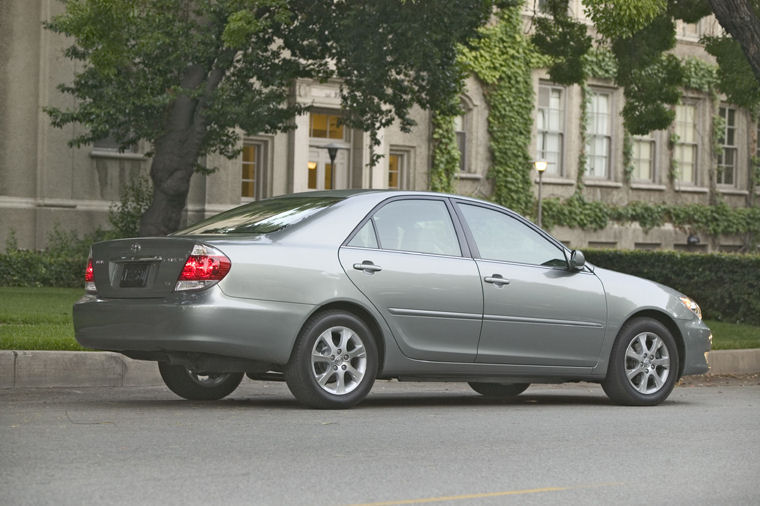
[1,380,758,505]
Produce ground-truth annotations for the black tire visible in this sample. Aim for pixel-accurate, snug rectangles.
[602,317,680,406]
[468,382,530,398]
[158,362,243,401]
[286,310,378,409]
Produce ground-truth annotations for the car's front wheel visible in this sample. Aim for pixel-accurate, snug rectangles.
[158,362,243,401]
[602,317,679,406]
[286,310,378,409]
[468,382,530,398]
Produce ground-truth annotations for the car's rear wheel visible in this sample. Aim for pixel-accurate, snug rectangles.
[158,362,243,401]
[286,310,378,409]
[602,317,679,406]
[468,382,530,398]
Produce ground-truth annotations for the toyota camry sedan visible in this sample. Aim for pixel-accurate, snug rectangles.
[74,190,711,408]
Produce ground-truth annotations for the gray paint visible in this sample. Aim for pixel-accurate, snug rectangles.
[74,191,711,388]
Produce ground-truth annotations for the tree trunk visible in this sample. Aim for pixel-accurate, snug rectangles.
[139,64,224,236]
[708,0,760,83]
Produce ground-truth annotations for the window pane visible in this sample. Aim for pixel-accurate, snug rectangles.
[324,163,333,190]
[310,114,328,138]
[372,200,460,256]
[458,204,565,266]
[388,154,400,189]
[348,221,378,249]
[241,144,257,198]
[307,161,317,189]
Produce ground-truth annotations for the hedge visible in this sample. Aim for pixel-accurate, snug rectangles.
[585,249,760,325]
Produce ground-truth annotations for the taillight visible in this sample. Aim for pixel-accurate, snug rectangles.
[175,244,231,291]
[85,254,97,294]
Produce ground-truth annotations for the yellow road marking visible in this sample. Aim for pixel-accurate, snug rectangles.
[351,482,623,506]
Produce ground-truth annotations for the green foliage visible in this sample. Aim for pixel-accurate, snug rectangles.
[532,0,592,85]
[623,129,634,183]
[0,229,98,288]
[703,35,760,113]
[681,57,719,94]
[541,196,760,238]
[107,175,153,238]
[583,0,667,39]
[584,249,760,325]
[430,102,460,193]
[461,4,535,215]
[583,47,618,80]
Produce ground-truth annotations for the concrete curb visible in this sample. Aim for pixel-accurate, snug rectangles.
[1,349,758,389]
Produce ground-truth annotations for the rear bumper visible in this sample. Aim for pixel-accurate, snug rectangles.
[73,287,314,365]
[680,318,712,376]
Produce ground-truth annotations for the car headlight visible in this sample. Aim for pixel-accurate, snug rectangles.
[680,296,702,320]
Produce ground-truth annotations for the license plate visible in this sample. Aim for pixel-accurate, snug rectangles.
[120,262,149,288]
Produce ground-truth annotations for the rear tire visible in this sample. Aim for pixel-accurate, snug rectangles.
[602,318,679,406]
[468,382,530,398]
[286,310,378,409]
[158,362,243,401]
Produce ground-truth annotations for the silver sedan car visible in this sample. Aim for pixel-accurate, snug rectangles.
[74,190,711,408]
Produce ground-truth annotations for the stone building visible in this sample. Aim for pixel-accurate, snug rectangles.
[1,0,757,251]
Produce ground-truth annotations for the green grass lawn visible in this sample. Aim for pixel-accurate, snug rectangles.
[1,287,758,351]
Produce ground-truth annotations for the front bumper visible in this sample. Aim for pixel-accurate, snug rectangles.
[73,287,314,365]
[679,317,712,376]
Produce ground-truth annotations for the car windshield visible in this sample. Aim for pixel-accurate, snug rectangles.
[174,196,343,235]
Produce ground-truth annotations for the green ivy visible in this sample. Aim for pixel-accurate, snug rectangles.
[622,129,634,183]
[541,196,760,239]
[459,3,536,215]
[430,105,460,193]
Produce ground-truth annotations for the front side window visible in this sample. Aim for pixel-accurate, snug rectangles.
[717,106,736,186]
[370,200,461,256]
[674,103,698,184]
[537,84,564,176]
[458,204,566,267]
[586,90,612,179]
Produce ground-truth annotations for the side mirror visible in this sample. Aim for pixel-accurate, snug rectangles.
[569,250,586,271]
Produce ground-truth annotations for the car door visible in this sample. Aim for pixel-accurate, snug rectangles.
[339,197,483,362]
[455,201,607,367]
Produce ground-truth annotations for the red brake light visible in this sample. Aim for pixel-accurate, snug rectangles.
[179,255,231,281]
[175,244,231,291]
[85,256,96,293]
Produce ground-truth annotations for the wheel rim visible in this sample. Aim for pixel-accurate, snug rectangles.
[310,326,367,395]
[185,369,231,387]
[624,332,671,395]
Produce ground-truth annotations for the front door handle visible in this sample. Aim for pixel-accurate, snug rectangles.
[484,274,510,287]
[353,261,382,273]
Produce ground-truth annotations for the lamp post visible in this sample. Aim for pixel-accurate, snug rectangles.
[321,143,341,190]
[534,160,548,228]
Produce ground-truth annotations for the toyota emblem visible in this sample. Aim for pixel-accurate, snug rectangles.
[130,242,141,254]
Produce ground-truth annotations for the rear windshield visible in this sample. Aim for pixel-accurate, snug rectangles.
[174,196,343,235]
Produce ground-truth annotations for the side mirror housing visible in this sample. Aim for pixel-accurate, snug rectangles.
[569,250,586,271]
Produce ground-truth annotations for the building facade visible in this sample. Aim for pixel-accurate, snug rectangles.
[1,0,757,251]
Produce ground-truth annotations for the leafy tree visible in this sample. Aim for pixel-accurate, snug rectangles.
[45,0,493,235]
[532,0,760,134]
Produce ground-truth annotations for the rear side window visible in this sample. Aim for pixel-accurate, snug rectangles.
[175,196,343,235]
[370,199,461,256]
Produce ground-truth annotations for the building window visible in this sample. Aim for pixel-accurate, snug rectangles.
[537,84,564,176]
[586,90,612,179]
[674,103,698,184]
[241,143,260,199]
[632,135,655,182]
[93,135,138,154]
[388,152,404,190]
[309,113,345,140]
[678,19,701,40]
[717,106,737,186]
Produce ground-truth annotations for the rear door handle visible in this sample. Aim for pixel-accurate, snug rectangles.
[484,274,510,287]
[353,261,382,273]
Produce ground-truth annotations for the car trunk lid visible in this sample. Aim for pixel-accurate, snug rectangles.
[91,238,197,298]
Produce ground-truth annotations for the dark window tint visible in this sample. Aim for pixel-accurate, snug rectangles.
[372,200,461,256]
[174,196,343,235]
[458,204,566,267]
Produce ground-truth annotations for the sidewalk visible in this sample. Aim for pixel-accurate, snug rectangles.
[2,349,760,388]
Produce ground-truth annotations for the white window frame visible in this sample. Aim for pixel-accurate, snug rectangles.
[537,83,565,177]
[585,89,612,179]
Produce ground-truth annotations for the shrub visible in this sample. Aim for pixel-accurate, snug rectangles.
[585,249,760,325]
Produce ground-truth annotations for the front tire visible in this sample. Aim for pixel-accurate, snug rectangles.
[468,382,530,398]
[158,362,243,401]
[602,318,679,406]
[286,310,378,409]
